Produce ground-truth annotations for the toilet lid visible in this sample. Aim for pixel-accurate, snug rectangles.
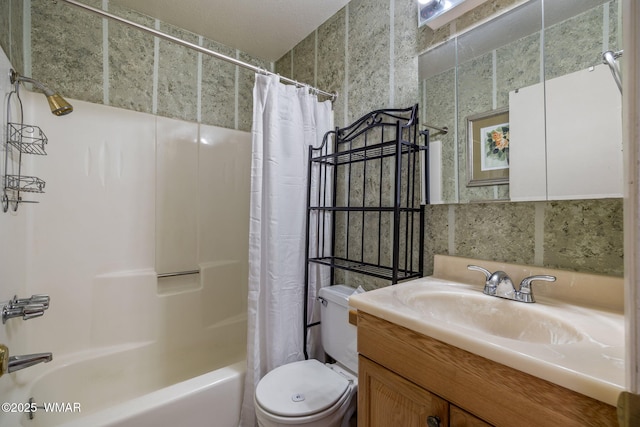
[255,359,351,417]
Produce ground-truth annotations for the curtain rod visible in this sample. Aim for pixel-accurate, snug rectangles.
[56,0,338,101]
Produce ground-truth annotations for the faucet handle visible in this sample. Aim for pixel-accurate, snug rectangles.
[21,304,46,321]
[467,265,492,279]
[2,294,50,323]
[13,295,50,310]
[518,275,556,303]
[468,265,502,296]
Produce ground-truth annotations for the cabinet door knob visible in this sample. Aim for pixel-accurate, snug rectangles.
[427,415,440,427]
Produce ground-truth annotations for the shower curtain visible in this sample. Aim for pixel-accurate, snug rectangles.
[239,74,333,427]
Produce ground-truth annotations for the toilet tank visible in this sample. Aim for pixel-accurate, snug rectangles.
[319,285,358,373]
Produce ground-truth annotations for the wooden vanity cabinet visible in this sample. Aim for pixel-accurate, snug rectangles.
[358,355,449,427]
[449,406,492,427]
[356,311,617,427]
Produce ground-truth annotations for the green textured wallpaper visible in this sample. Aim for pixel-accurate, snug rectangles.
[0,0,623,279]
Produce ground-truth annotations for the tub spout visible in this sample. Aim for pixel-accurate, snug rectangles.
[8,353,53,373]
[0,344,52,377]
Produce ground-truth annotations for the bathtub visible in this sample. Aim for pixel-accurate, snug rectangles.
[13,314,246,427]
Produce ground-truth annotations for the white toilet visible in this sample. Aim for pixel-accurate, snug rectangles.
[254,285,358,427]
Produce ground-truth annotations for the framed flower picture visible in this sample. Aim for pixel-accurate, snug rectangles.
[466,107,509,187]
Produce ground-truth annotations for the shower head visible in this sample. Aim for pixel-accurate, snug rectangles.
[9,69,73,116]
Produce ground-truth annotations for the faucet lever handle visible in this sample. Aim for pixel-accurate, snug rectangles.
[518,275,556,303]
[468,265,503,296]
[467,265,492,280]
[13,295,50,310]
[21,304,45,321]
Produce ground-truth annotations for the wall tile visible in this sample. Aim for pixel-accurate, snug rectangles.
[201,39,236,129]
[317,8,346,126]
[543,199,623,275]
[0,1,9,58]
[292,31,315,89]
[22,1,267,130]
[157,23,198,121]
[237,52,269,132]
[608,0,620,52]
[423,204,450,275]
[424,69,456,202]
[107,3,155,114]
[393,0,419,109]
[0,0,23,71]
[31,0,103,104]
[544,6,603,80]
[348,0,390,121]
[456,53,498,202]
[496,32,541,106]
[275,52,292,80]
[454,202,536,265]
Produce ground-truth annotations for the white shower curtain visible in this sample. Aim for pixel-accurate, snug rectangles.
[239,74,333,427]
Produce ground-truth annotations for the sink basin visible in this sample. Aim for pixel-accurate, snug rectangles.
[348,276,625,406]
[399,290,585,345]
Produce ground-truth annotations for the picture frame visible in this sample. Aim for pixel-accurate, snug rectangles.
[466,107,510,187]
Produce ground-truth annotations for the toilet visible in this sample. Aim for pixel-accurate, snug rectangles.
[254,285,358,427]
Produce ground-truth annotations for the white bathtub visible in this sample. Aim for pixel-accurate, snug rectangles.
[15,314,246,427]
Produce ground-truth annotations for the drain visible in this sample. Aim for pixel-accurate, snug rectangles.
[27,398,42,420]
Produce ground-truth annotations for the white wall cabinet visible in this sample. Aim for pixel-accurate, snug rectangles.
[509,64,622,201]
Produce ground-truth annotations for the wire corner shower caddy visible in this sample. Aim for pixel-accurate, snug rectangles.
[3,101,48,213]
[303,104,429,357]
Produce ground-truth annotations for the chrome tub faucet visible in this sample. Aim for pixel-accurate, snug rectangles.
[0,344,52,377]
[2,294,50,323]
[467,265,556,303]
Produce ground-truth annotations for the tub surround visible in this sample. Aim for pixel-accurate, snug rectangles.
[2,263,247,427]
[0,55,250,427]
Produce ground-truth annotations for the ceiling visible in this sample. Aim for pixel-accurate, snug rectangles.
[110,0,351,62]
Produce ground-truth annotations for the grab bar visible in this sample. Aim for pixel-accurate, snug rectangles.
[157,270,200,278]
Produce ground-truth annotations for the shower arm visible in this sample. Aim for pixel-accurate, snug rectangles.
[10,70,55,97]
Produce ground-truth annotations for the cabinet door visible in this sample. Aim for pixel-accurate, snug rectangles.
[358,356,448,427]
[450,405,493,427]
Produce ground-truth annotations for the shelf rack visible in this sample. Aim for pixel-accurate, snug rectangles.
[303,104,429,358]
[3,122,48,212]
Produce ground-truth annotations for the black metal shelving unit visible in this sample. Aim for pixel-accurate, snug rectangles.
[303,104,428,358]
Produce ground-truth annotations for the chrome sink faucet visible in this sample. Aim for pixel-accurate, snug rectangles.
[467,265,556,303]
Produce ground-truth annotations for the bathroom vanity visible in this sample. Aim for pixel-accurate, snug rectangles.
[350,255,624,427]
[357,312,615,427]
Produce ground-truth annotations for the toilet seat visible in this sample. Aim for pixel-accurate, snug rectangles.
[255,359,352,418]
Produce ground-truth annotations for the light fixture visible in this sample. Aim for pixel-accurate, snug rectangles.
[419,0,489,30]
[9,69,73,116]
